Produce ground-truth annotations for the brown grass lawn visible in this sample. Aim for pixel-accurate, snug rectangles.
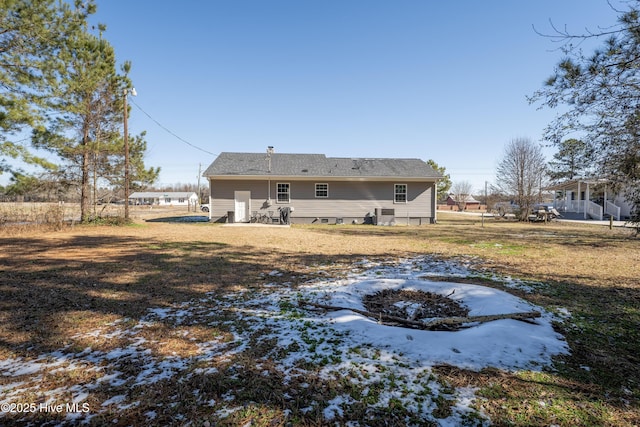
[0,206,638,426]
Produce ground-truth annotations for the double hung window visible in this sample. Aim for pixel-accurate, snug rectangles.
[277,183,290,203]
[394,184,407,203]
[315,183,328,198]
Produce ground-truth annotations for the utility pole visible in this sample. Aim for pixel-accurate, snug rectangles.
[197,163,202,203]
[482,181,488,228]
[197,163,202,211]
[123,90,130,220]
[484,181,488,207]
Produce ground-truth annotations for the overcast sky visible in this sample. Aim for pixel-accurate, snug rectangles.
[5,1,624,192]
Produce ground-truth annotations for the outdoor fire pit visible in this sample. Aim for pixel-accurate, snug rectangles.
[362,289,470,331]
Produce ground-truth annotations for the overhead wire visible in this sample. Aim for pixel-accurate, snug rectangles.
[128,98,217,157]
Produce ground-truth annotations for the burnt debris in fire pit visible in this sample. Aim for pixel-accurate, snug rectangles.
[363,289,469,330]
[299,288,541,331]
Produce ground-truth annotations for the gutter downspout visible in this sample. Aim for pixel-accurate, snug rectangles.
[433,179,438,224]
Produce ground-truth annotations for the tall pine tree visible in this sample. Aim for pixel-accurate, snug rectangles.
[0,0,95,174]
[547,138,594,182]
[33,28,123,222]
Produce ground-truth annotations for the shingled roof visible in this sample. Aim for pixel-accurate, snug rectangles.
[203,152,441,179]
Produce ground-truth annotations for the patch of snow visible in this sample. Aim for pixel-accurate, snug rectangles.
[0,358,44,376]
[72,391,89,404]
[146,307,172,319]
[299,276,567,371]
[323,395,350,420]
[439,387,489,427]
[101,394,126,406]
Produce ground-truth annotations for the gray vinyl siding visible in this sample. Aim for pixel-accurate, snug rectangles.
[209,178,436,224]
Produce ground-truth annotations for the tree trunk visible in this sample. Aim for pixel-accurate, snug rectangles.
[80,122,91,223]
[299,301,541,331]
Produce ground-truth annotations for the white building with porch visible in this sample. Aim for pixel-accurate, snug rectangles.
[128,191,199,207]
[548,179,631,221]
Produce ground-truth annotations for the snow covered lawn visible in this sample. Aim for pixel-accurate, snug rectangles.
[0,256,568,426]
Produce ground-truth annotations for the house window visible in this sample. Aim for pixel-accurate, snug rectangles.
[315,183,328,198]
[164,198,171,203]
[178,198,185,203]
[394,184,407,203]
[277,183,290,203]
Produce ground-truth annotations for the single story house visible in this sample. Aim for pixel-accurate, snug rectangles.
[202,151,442,225]
[128,191,199,207]
[546,178,632,220]
[445,194,481,210]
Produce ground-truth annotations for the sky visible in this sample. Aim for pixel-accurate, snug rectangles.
[10,0,623,192]
[0,256,569,424]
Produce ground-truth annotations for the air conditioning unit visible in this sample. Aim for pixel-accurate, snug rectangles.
[374,208,395,226]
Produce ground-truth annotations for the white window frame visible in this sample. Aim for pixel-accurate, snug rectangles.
[394,184,407,203]
[315,183,329,198]
[277,182,290,203]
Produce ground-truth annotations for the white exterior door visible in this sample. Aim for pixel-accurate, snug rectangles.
[234,191,251,222]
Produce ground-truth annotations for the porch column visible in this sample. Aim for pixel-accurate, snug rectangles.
[584,182,590,219]
[577,181,581,214]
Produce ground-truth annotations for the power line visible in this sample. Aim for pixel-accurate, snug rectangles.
[129,98,216,156]
[2,137,31,144]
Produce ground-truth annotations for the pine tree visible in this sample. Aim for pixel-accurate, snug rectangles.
[547,138,594,182]
[0,0,95,174]
[103,131,161,194]
[426,159,451,202]
[32,27,124,222]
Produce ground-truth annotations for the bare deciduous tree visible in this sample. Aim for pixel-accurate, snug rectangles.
[495,138,548,220]
[451,181,473,211]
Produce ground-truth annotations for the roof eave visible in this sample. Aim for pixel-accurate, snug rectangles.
[205,174,439,182]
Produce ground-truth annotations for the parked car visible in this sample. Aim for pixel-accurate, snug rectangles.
[493,201,520,217]
[200,204,210,212]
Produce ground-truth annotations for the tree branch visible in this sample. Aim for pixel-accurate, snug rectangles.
[299,301,541,331]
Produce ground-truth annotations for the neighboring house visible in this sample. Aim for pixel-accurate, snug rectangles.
[445,194,481,210]
[547,179,632,220]
[202,151,442,225]
[128,192,199,207]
